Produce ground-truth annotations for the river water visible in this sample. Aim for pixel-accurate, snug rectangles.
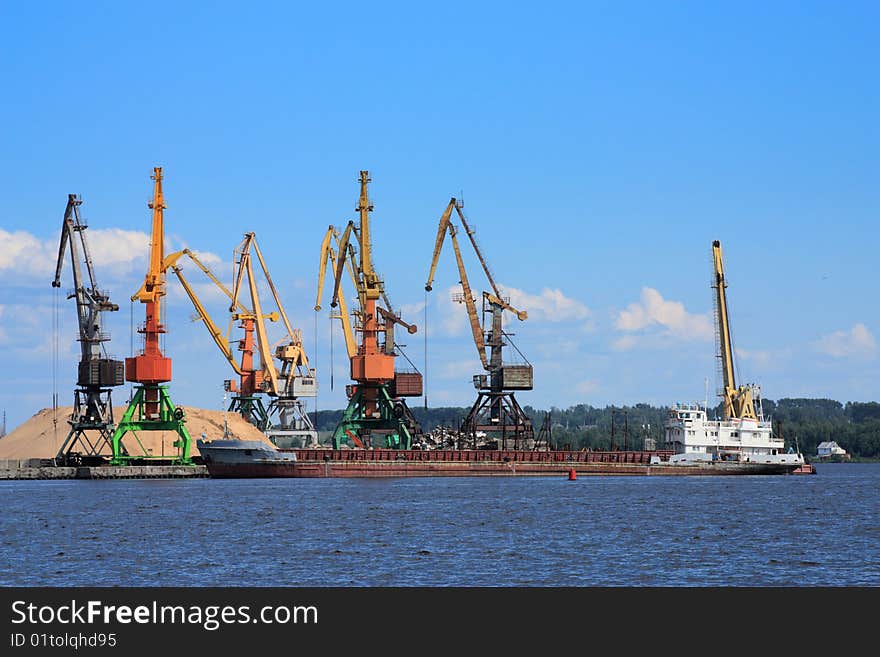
[1,463,877,586]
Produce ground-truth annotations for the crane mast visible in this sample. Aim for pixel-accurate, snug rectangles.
[425,197,534,449]
[318,171,423,450]
[51,194,124,464]
[712,240,757,421]
[111,167,193,465]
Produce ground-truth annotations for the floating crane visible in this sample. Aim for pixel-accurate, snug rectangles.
[711,239,758,421]
[230,232,318,446]
[425,197,534,449]
[111,167,192,465]
[51,194,125,464]
[163,248,278,430]
[316,171,423,449]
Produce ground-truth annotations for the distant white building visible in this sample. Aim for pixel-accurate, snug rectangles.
[817,441,848,458]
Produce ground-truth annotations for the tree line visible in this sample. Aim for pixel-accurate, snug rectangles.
[307,399,880,459]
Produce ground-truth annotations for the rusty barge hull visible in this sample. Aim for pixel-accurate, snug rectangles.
[201,447,802,478]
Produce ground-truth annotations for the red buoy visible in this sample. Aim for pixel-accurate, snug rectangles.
[568,468,577,480]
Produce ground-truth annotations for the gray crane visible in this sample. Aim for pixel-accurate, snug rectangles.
[52,194,124,464]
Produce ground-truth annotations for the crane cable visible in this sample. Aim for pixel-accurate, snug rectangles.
[424,288,428,410]
[313,308,318,431]
[52,284,59,445]
[329,310,334,391]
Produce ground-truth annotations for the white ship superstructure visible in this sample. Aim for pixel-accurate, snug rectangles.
[663,388,799,461]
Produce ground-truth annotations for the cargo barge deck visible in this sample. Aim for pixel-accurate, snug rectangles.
[198,441,807,478]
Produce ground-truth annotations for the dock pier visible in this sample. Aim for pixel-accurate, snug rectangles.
[0,459,208,480]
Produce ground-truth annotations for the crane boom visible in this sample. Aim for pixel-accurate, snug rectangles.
[449,224,489,370]
[454,203,505,306]
[712,239,757,421]
[316,226,357,359]
[234,234,281,396]
[331,221,362,310]
[425,198,456,292]
[252,237,296,349]
[52,195,119,362]
[357,170,381,300]
[168,263,242,376]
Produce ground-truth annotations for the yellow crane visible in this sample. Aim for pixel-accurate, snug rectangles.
[425,197,534,449]
[711,240,757,421]
[163,248,279,429]
[230,233,318,446]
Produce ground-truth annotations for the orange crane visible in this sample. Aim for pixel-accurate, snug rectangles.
[425,197,534,449]
[111,167,192,465]
[316,171,422,449]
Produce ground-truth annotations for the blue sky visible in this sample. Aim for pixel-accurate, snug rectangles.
[1,1,877,432]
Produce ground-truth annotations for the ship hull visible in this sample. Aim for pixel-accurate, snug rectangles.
[198,441,803,478]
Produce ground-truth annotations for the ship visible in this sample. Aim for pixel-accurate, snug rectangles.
[662,400,805,473]
[658,239,807,474]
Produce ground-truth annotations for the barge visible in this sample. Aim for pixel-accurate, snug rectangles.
[196,438,805,478]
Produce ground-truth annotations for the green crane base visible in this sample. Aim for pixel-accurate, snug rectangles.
[229,395,270,432]
[331,383,420,450]
[111,385,193,465]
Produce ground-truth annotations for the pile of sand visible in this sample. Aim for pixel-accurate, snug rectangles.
[0,406,272,459]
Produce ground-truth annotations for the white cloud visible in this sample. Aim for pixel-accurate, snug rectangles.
[399,300,427,317]
[615,288,713,347]
[186,249,223,267]
[814,323,876,359]
[86,229,150,273]
[502,285,590,323]
[0,229,55,277]
[431,283,590,337]
[434,285,469,336]
[0,227,222,286]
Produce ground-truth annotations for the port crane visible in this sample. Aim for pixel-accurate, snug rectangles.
[316,171,423,449]
[51,194,125,464]
[111,167,193,465]
[711,239,758,421]
[230,232,318,446]
[425,197,534,449]
[162,248,279,431]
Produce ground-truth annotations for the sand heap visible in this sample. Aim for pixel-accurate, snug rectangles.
[0,406,272,459]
